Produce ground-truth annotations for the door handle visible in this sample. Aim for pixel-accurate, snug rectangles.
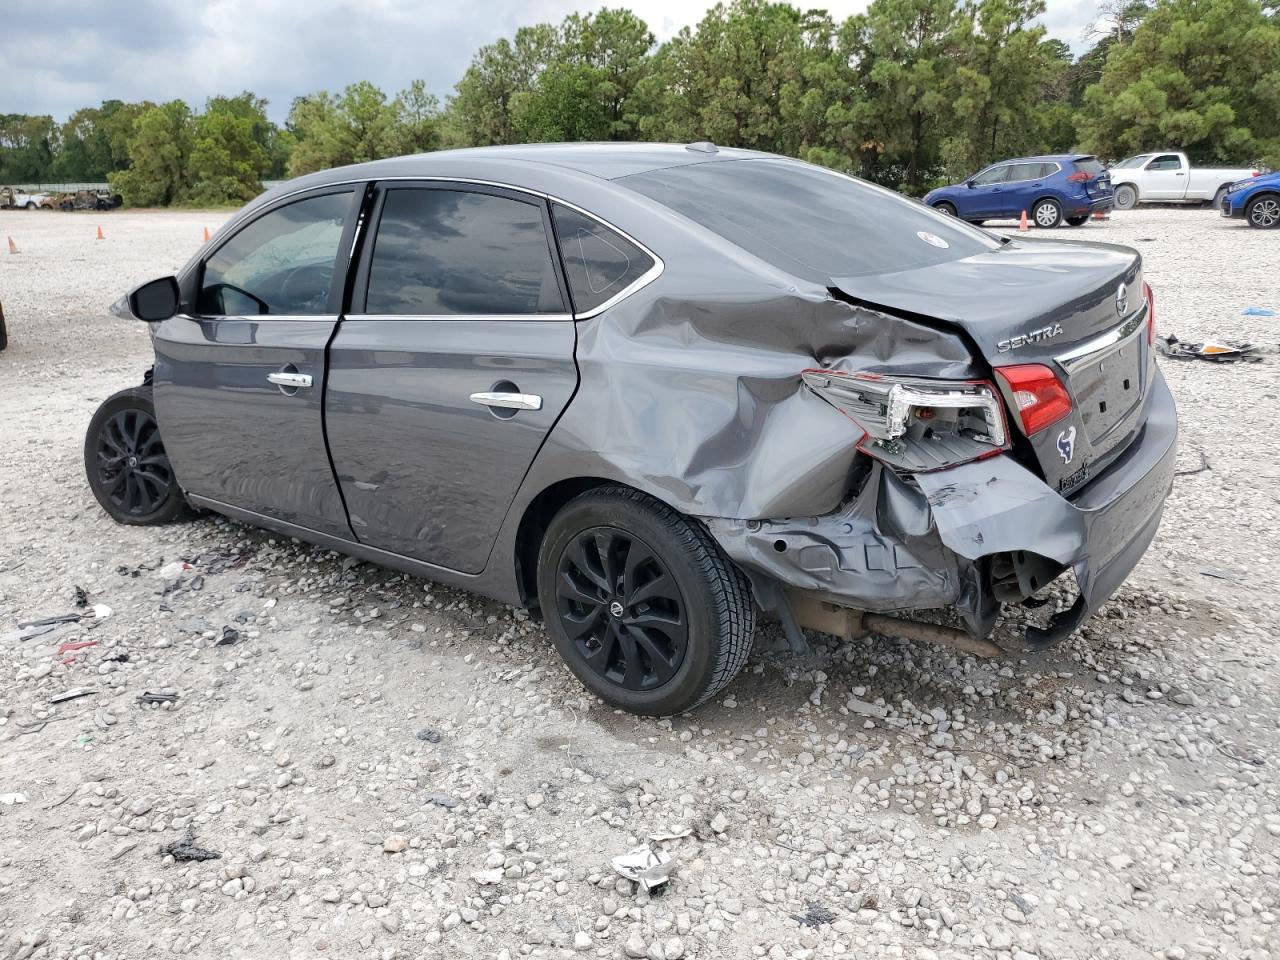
[469,391,542,411]
[268,371,313,388]
[1175,172,1185,176]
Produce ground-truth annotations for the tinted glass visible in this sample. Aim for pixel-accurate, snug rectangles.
[1147,154,1182,171]
[1005,163,1042,181]
[1073,157,1105,175]
[365,189,563,315]
[199,191,351,316]
[1039,162,1060,178]
[552,203,654,313]
[622,159,1001,282]
[971,165,1009,185]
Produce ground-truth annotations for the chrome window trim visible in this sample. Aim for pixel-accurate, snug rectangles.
[1055,300,1149,371]
[342,313,574,323]
[257,175,665,321]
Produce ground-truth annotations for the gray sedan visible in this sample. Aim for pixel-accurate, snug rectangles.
[87,143,1177,715]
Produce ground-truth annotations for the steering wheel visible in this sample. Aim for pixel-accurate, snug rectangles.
[279,263,333,314]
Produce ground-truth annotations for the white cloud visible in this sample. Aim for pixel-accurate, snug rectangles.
[0,0,1100,123]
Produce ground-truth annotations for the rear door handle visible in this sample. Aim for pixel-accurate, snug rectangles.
[267,372,313,388]
[469,391,542,411]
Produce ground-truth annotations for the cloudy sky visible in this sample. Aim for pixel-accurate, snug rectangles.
[4,0,1100,123]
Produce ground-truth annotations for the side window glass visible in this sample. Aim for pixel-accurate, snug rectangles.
[552,203,655,314]
[972,165,1007,186]
[1147,155,1181,171]
[1039,162,1058,178]
[199,191,351,316]
[365,189,564,316]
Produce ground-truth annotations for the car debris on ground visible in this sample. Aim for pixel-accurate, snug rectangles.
[162,828,221,862]
[1157,334,1262,362]
[610,844,678,891]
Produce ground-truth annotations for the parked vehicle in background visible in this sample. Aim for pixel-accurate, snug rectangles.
[0,187,50,209]
[40,190,121,211]
[923,155,1113,228]
[86,144,1176,715]
[1218,171,1280,229]
[1109,152,1260,210]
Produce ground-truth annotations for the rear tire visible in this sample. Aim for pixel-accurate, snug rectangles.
[1033,198,1063,228]
[933,201,957,217]
[85,386,190,526]
[1065,215,1089,226]
[1114,185,1137,210]
[1245,194,1280,229]
[536,486,756,716]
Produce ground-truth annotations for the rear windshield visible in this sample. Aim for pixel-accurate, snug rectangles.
[620,159,1001,282]
[1073,157,1106,175]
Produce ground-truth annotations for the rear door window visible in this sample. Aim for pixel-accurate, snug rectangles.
[622,159,1001,282]
[1005,163,1043,182]
[551,203,655,314]
[364,188,565,316]
[199,191,353,316]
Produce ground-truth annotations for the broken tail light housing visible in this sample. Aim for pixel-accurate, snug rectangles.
[993,364,1072,435]
[802,370,1008,472]
[1143,281,1155,344]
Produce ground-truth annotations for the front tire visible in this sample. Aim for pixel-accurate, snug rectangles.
[1246,194,1280,229]
[933,201,957,217]
[1114,185,1137,210]
[536,487,756,716]
[85,386,190,525]
[1033,198,1063,228]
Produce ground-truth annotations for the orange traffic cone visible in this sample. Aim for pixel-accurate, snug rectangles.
[6,236,18,254]
[96,225,105,240]
[202,226,210,242]
[1018,210,1029,232]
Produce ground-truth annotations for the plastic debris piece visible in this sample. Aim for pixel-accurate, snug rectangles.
[791,902,837,927]
[50,687,97,704]
[611,843,677,891]
[0,793,29,805]
[216,626,240,646]
[57,640,99,659]
[72,586,89,608]
[162,827,221,862]
[1157,334,1260,363]
[415,728,442,743]
[1199,567,1241,581]
[647,826,694,843]
[1242,306,1276,317]
[137,691,179,704]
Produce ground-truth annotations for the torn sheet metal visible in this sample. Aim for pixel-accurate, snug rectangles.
[611,844,677,891]
[1157,334,1261,363]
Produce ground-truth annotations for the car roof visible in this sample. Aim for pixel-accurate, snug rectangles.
[992,154,1091,163]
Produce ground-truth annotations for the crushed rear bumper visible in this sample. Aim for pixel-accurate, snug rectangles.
[706,369,1177,648]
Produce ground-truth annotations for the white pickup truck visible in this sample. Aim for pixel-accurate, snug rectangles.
[1109,151,1261,209]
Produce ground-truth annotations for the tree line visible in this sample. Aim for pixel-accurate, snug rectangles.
[2,0,1277,206]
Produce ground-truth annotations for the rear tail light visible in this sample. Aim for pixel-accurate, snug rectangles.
[993,364,1072,435]
[1144,281,1155,344]
[802,370,1007,472]
[1066,171,1090,183]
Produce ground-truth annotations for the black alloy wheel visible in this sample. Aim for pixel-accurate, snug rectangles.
[537,486,755,715]
[1246,195,1280,229]
[85,386,190,525]
[555,526,689,691]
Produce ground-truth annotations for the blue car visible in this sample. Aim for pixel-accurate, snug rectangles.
[1220,170,1280,228]
[924,154,1114,228]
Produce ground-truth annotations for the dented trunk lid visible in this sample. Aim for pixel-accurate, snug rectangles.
[832,237,1150,493]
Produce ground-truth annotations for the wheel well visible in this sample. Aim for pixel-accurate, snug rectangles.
[1248,191,1280,205]
[513,476,622,610]
[1032,195,1061,209]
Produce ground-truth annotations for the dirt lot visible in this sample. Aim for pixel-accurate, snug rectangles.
[1,207,1278,960]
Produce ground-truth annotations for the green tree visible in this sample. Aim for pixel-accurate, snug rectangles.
[0,114,57,183]
[392,80,443,154]
[1079,0,1280,165]
[637,1,815,154]
[108,101,193,206]
[560,8,655,137]
[843,0,968,192]
[946,0,1066,176]
[445,24,559,146]
[53,100,146,181]
[185,94,272,205]
[286,81,402,176]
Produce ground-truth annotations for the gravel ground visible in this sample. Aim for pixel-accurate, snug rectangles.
[0,206,1277,960]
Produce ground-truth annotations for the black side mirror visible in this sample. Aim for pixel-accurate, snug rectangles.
[112,276,180,323]
[966,180,976,189]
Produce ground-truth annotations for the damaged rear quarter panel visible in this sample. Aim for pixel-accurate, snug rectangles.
[514,204,982,524]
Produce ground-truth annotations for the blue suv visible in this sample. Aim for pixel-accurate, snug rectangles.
[1220,170,1280,228]
[924,154,1114,228]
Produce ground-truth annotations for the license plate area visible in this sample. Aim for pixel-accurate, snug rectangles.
[1061,324,1145,454]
